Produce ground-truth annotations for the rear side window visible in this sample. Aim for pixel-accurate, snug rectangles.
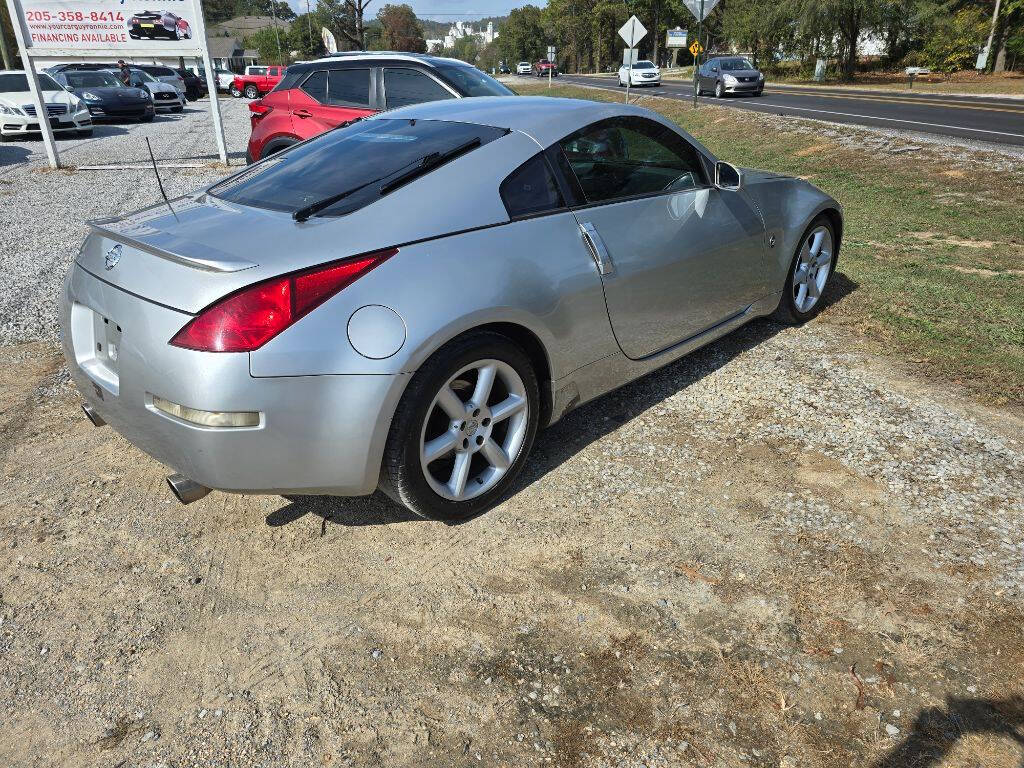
[210,118,507,217]
[500,153,564,219]
[300,70,328,102]
[327,68,370,107]
[435,64,514,97]
[384,68,453,109]
[273,68,306,93]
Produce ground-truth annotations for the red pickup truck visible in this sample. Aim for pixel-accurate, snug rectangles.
[230,66,286,99]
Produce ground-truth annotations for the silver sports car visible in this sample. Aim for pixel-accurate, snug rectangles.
[60,96,842,520]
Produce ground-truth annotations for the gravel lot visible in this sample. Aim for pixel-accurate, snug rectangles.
[1,99,1023,767]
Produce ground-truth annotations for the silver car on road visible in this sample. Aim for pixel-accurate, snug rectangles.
[60,96,842,520]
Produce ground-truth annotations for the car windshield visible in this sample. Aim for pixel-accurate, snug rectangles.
[64,71,121,88]
[720,58,755,71]
[0,73,63,92]
[128,69,156,83]
[632,60,655,69]
[210,118,508,217]
[518,62,529,66]
[435,65,514,97]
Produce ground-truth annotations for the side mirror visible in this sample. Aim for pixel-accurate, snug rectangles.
[715,160,742,190]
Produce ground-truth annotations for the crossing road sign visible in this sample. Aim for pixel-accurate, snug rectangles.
[689,39,704,57]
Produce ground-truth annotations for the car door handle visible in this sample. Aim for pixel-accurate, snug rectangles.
[293,109,312,118]
[579,222,614,276]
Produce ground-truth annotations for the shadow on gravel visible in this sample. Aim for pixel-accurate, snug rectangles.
[0,146,33,166]
[265,271,856,528]
[269,491,423,529]
[513,269,858,495]
[873,696,1024,767]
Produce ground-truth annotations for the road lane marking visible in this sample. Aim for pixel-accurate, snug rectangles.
[560,78,1024,140]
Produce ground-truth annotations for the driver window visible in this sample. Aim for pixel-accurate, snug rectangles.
[558,116,706,204]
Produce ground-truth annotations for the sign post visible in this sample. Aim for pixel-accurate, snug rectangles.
[618,14,647,103]
[547,44,555,87]
[5,0,227,168]
[682,0,720,106]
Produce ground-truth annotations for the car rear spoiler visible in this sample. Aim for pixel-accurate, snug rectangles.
[87,213,257,274]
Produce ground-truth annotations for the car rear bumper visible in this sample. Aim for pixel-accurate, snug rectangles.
[60,262,406,497]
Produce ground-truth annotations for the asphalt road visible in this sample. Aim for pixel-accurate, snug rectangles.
[547,74,1024,146]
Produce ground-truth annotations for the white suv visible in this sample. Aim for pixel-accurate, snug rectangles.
[516,61,532,75]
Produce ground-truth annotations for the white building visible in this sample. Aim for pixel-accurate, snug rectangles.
[442,21,497,49]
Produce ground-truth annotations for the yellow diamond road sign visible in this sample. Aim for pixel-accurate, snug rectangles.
[689,40,704,57]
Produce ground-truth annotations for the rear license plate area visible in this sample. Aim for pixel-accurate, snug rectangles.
[70,303,121,396]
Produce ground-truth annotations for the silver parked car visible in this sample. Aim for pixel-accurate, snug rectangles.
[697,56,764,97]
[60,97,841,520]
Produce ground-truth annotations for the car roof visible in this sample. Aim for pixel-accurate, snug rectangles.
[372,95,717,155]
[288,51,469,74]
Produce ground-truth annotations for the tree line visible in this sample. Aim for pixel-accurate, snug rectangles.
[497,0,1023,76]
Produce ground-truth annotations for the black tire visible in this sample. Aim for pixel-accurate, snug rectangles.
[230,86,242,98]
[244,85,259,99]
[140,114,154,122]
[381,331,540,521]
[754,88,763,96]
[715,81,724,98]
[77,129,93,138]
[772,214,838,325]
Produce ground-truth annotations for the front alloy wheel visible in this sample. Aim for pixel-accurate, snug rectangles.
[382,332,539,521]
[715,81,724,98]
[773,215,837,324]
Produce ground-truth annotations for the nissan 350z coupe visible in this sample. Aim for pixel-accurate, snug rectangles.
[61,97,842,520]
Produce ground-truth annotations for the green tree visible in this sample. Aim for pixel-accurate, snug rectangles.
[452,34,481,63]
[289,12,327,58]
[376,4,427,52]
[922,5,988,71]
[499,5,547,63]
[245,26,287,64]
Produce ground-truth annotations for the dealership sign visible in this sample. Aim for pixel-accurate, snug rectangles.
[13,0,206,56]
[5,0,223,168]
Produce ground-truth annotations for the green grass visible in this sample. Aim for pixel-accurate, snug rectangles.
[517,82,1024,405]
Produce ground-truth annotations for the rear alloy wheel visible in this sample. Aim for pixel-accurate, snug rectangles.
[230,85,241,98]
[244,85,259,99]
[382,332,539,521]
[773,216,836,324]
[715,81,724,98]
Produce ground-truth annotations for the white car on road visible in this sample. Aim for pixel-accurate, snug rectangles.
[516,61,532,75]
[0,70,93,140]
[114,68,184,112]
[618,60,661,87]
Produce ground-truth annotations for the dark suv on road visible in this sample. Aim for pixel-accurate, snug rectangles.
[244,52,515,163]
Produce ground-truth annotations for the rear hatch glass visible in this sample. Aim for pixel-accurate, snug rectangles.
[209,118,507,218]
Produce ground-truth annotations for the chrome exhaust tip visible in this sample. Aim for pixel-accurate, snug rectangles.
[166,474,212,505]
[82,403,106,427]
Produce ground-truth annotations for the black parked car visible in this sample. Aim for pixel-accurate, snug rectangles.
[51,70,155,122]
[176,68,207,100]
[696,55,764,97]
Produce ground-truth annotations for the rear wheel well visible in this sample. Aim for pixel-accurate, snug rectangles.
[452,323,552,428]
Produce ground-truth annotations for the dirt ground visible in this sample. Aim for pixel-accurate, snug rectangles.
[2,311,1023,766]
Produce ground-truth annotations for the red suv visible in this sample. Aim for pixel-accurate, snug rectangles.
[231,65,286,100]
[245,53,516,163]
[532,59,558,77]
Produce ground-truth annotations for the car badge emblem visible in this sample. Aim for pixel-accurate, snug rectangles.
[104,244,122,270]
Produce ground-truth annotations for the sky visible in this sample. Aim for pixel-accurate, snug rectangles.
[286,0,520,22]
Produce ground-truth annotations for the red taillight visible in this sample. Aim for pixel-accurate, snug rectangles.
[249,100,271,119]
[170,249,397,352]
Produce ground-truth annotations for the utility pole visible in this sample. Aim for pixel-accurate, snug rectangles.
[306,0,314,52]
[983,0,1002,72]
